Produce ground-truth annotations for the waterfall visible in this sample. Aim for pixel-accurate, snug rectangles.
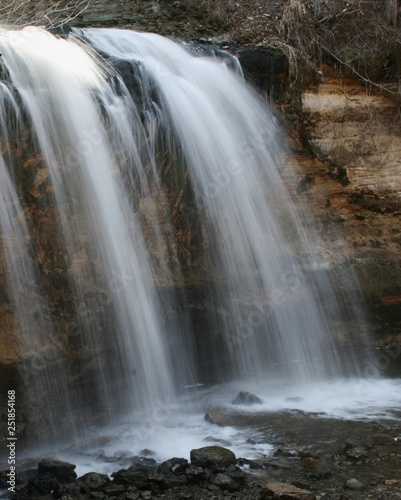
[0,27,191,445]
[0,83,75,441]
[78,28,366,382]
[0,26,369,448]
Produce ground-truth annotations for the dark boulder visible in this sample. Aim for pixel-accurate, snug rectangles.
[77,471,110,491]
[211,472,240,491]
[185,465,206,483]
[38,458,77,483]
[27,473,59,496]
[112,465,152,488]
[161,457,189,474]
[190,446,236,468]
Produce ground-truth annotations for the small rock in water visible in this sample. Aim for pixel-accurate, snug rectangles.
[232,391,263,405]
[190,446,236,468]
[65,436,110,453]
[203,435,232,447]
[113,449,133,458]
[346,478,364,490]
[139,448,157,457]
[204,408,235,426]
[285,396,303,402]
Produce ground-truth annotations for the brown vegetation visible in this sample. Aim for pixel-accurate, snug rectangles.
[182,0,401,92]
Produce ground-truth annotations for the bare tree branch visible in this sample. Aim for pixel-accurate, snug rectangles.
[319,42,401,98]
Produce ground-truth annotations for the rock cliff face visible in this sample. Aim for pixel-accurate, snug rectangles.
[293,67,401,343]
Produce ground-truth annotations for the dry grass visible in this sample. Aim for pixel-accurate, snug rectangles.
[180,0,401,92]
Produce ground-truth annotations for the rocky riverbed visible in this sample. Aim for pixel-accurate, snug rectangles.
[2,400,401,500]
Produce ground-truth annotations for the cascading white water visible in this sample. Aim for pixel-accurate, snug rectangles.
[0,27,192,443]
[78,28,367,382]
[0,26,373,451]
[0,83,76,439]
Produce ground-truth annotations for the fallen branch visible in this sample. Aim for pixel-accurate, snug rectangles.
[319,42,401,98]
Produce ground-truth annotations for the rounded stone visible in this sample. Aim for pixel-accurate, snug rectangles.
[231,391,263,406]
[346,478,364,490]
[190,446,236,468]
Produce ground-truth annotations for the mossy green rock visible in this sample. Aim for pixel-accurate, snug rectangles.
[190,446,236,468]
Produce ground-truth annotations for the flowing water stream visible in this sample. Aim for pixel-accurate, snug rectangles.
[0,26,399,463]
